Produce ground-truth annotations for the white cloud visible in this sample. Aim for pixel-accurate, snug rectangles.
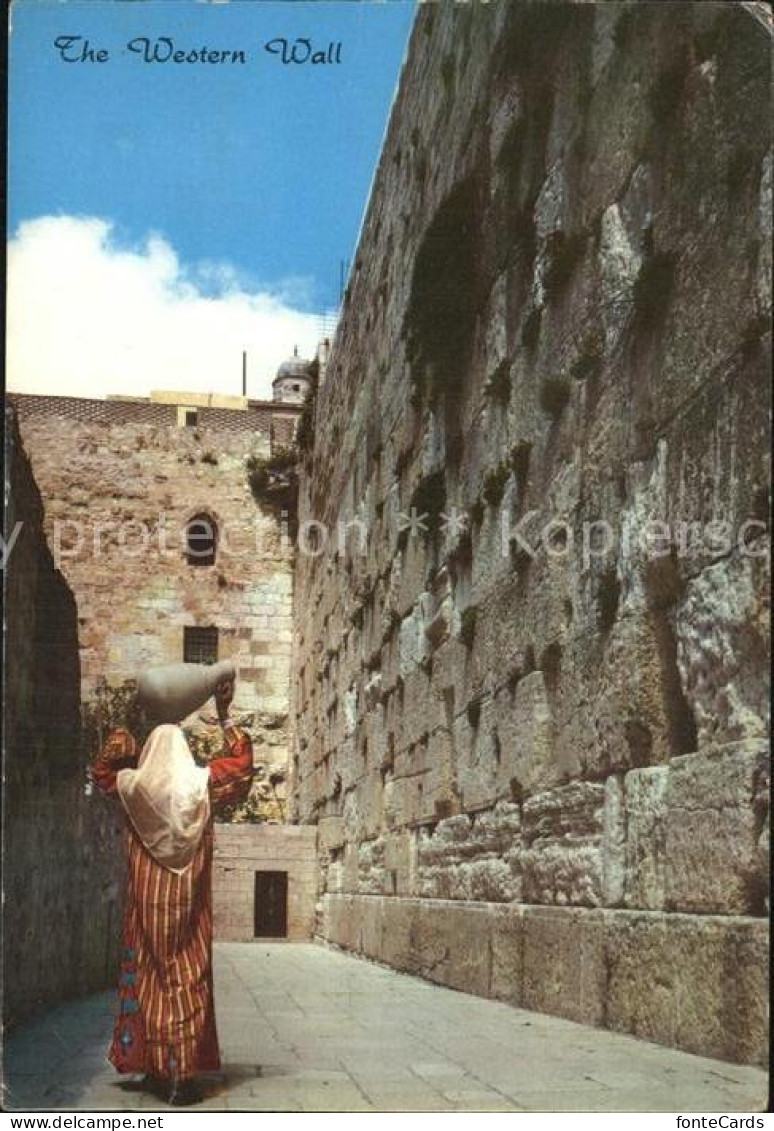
[6,215,323,401]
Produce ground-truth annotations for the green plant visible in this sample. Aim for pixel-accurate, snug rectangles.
[246,447,298,511]
[296,391,315,453]
[82,678,149,770]
[296,356,320,454]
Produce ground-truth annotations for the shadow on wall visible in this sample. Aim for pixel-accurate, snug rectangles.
[2,409,126,1028]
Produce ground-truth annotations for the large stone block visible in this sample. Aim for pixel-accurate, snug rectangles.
[522,782,605,906]
[521,907,606,1027]
[601,773,625,907]
[455,695,501,812]
[604,911,769,1066]
[413,900,493,997]
[624,765,668,910]
[494,672,560,798]
[321,893,357,950]
[675,554,770,749]
[664,740,769,915]
[489,904,525,1006]
[379,895,417,972]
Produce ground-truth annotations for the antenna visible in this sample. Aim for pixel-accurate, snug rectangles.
[242,351,247,397]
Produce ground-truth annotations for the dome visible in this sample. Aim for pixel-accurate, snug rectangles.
[273,347,312,385]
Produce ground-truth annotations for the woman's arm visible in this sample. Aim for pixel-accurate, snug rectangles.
[90,727,139,796]
[208,724,254,813]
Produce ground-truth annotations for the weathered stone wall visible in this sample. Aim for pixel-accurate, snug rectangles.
[11,395,296,816]
[292,2,771,1064]
[3,410,125,1026]
[213,825,318,941]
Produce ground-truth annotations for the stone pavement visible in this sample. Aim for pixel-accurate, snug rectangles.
[2,943,768,1113]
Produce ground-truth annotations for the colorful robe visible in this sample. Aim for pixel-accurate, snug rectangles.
[92,724,253,1081]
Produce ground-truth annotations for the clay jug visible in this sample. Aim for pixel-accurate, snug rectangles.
[136,660,236,724]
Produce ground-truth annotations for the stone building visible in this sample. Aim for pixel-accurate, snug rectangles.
[9,387,300,786]
[273,348,314,406]
[290,2,770,1065]
[6,374,317,962]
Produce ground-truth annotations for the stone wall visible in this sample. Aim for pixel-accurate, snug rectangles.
[292,2,771,1064]
[11,394,297,816]
[3,410,125,1026]
[213,825,318,942]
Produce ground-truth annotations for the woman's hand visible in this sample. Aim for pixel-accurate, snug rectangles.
[215,676,235,722]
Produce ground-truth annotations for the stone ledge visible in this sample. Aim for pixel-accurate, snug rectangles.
[320,894,768,1066]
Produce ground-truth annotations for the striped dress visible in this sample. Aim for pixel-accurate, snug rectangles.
[92,725,253,1081]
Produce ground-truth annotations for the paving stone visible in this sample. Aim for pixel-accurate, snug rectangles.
[2,942,767,1113]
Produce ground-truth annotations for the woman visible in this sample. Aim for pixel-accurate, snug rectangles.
[91,673,253,1106]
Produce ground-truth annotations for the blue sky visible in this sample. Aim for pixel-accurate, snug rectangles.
[7,1,415,398]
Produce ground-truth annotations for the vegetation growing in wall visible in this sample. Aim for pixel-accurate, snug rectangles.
[82,678,149,772]
[246,447,298,516]
[296,355,320,455]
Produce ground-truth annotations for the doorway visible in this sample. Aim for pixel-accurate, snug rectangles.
[254,871,288,938]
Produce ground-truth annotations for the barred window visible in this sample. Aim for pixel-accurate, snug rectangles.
[183,626,219,665]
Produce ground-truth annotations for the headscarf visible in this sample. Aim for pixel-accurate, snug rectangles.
[116,724,210,873]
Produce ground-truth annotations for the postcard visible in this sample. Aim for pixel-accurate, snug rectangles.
[3,0,771,1118]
